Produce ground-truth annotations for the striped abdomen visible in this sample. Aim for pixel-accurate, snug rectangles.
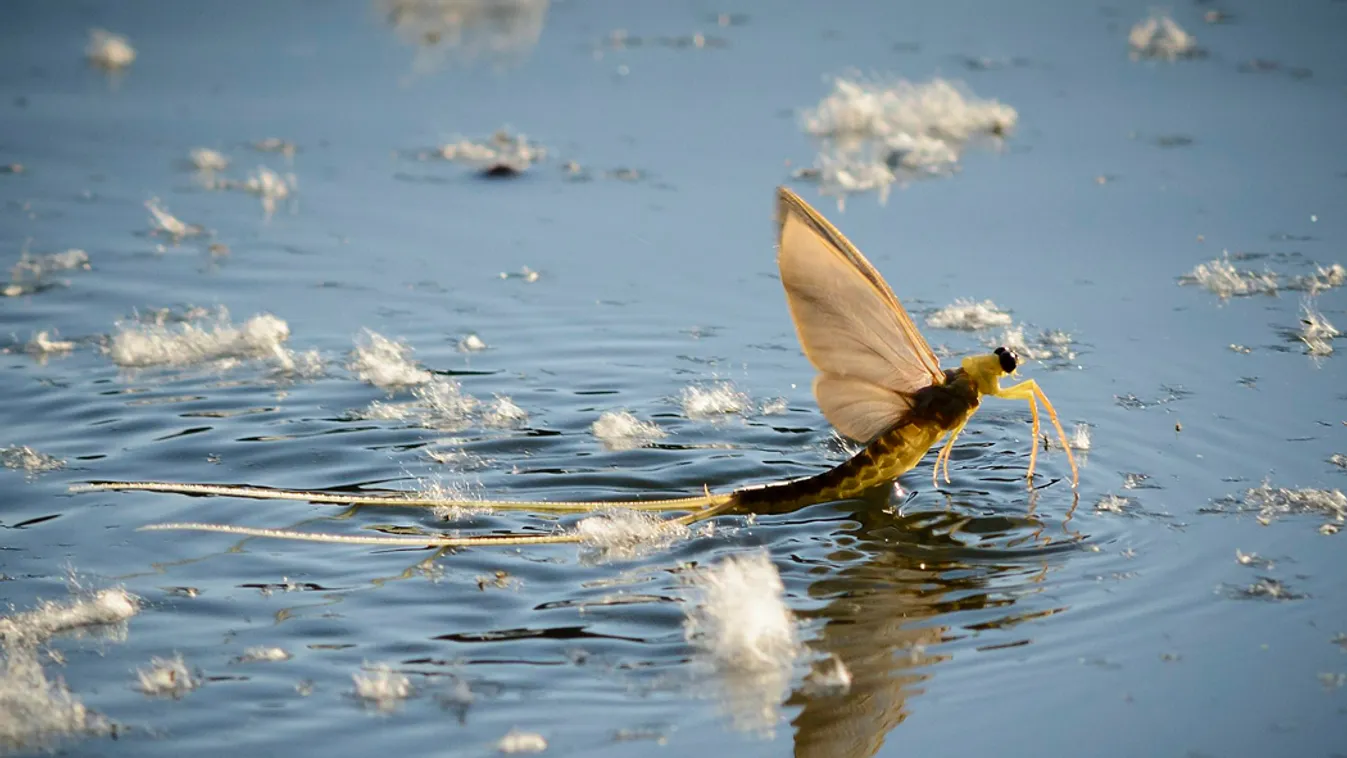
[732,375,979,513]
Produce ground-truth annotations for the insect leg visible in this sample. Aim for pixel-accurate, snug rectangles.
[929,414,972,488]
[995,380,1078,488]
[1030,382,1079,487]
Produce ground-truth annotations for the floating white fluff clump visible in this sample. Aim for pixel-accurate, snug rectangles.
[798,76,1016,204]
[436,129,548,175]
[591,410,667,450]
[1128,14,1197,60]
[189,148,229,171]
[145,198,202,240]
[236,646,290,663]
[496,729,548,753]
[1095,494,1132,514]
[684,552,801,671]
[410,477,488,522]
[352,663,413,711]
[348,330,432,388]
[0,644,108,750]
[135,654,199,697]
[356,401,413,421]
[25,331,76,357]
[684,552,802,734]
[1181,259,1278,298]
[1069,423,1092,451]
[239,166,296,215]
[412,378,478,429]
[1242,484,1346,529]
[0,446,66,475]
[482,395,528,427]
[86,29,135,69]
[0,589,138,643]
[458,333,487,352]
[106,308,296,370]
[803,77,1016,145]
[576,510,688,560]
[0,586,138,751]
[1290,263,1346,295]
[1299,301,1339,356]
[680,382,750,419]
[13,249,90,278]
[382,0,549,70]
[926,299,1012,330]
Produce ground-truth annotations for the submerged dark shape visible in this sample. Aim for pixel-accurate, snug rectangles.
[479,162,524,178]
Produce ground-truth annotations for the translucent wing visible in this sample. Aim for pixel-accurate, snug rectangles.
[775,187,945,441]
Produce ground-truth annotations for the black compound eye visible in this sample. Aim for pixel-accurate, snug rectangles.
[994,346,1018,373]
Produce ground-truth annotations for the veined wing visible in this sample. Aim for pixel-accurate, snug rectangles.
[775,187,944,442]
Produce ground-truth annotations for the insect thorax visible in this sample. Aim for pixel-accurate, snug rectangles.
[904,370,980,430]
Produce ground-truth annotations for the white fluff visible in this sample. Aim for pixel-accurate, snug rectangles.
[496,729,547,753]
[135,654,198,697]
[1299,301,1339,356]
[437,129,547,174]
[0,644,107,750]
[926,299,1012,330]
[86,29,135,69]
[482,395,528,427]
[236,647,291,663]
[799,76,1016,203]
[680,382,750,418]
[684,552,800,670]
[576,510,688,560]
[803,77,1016,145]
[1181,259,1279,298]
[412,378,479,429]
[107,309,299,371]
[352,663,413,710]
[1290,263,1346,294]
[0,587,137,751]
[189,148,229,171]
[591,411,666,450]
[0,446,66,475]
[9,249,90,285]
[458,334,488,352]
[348,330,432,388]
[0,588,138,643]
[145,198,202,240]
[684,552,802,734]
[1242,484,1346,527]
[1129,14,1197,60]
[24,331,76,357]
[1095,494,1131,514]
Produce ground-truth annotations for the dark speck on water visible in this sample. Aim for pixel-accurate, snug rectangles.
[2,1,1346,757]
[1154,134,1196,148]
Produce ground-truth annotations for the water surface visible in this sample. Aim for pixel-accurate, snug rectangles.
[2,1,1345,756]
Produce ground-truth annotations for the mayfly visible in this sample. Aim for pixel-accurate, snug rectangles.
[74,187,1078,548]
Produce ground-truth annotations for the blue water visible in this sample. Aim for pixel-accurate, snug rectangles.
[2,1,1345,756]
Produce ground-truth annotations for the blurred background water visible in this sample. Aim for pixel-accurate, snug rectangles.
[2,1,1345,756]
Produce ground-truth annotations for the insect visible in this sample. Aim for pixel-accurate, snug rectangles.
[74,187,1078,547]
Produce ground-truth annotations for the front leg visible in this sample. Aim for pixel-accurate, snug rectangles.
[994,379,1079,488]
